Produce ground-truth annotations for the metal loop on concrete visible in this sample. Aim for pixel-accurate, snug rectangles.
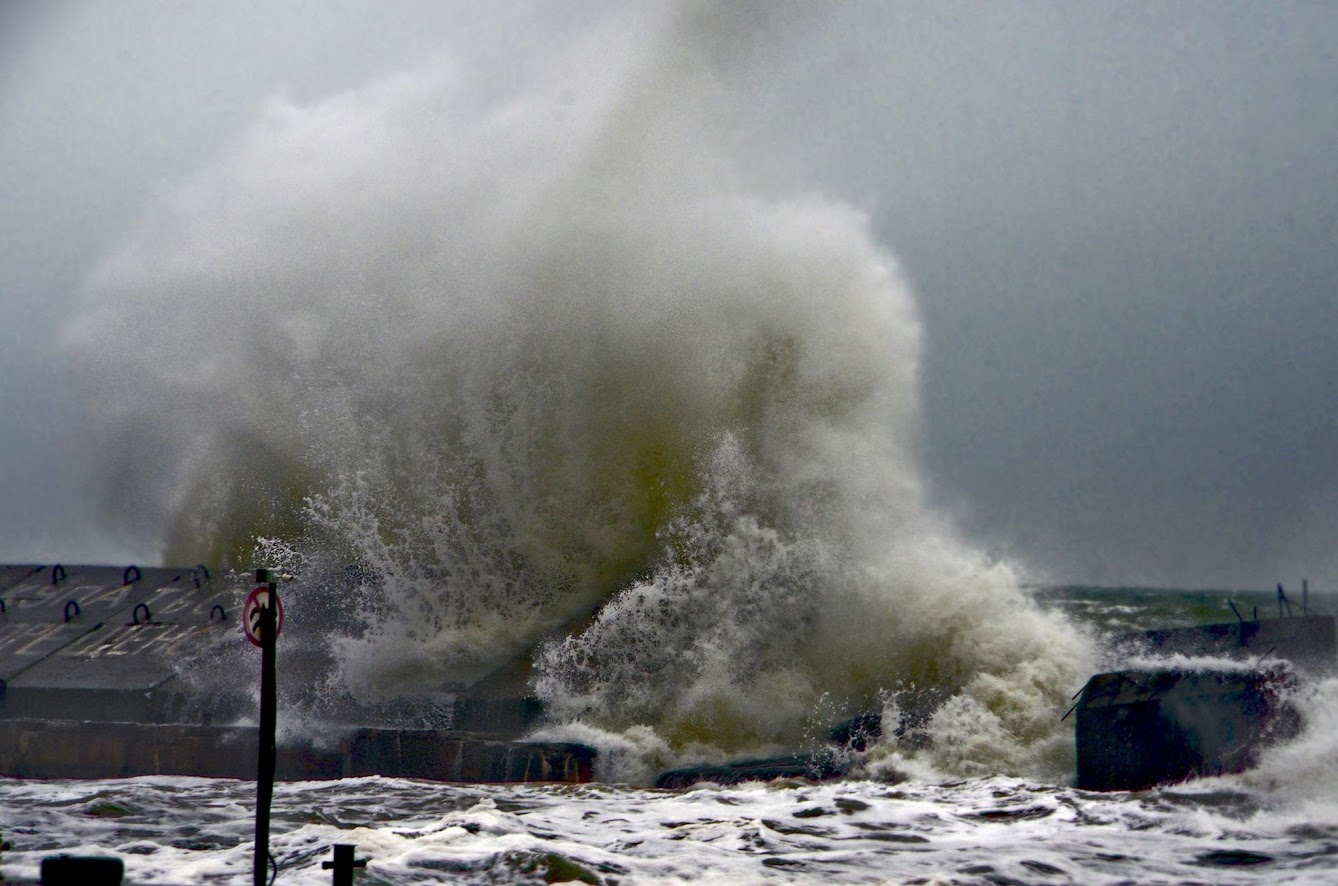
[51,564,67,585]
[132,602,151,625]
[63,600,80,622]
[210,604,227,623]
[193,564,211,588]
[123,565,142,585]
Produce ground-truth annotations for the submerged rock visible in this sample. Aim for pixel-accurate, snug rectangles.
[654,751,847,790]
[1074,666,1301,792]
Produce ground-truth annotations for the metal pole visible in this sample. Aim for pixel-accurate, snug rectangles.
[321,843,368,886]
[255,573,278,886]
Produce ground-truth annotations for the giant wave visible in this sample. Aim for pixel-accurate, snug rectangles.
[65,2,1088,777]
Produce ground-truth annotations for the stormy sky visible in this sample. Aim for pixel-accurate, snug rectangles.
[1,1,1335,589]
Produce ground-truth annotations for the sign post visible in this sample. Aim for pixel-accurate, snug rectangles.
[248,569,282,886]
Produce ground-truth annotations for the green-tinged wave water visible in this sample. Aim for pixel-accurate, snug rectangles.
[66,2,1089,776]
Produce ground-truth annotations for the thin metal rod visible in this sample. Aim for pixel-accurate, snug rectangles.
[254,582,278,886]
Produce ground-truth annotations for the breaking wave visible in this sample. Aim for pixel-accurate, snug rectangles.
[65,2,1089,776]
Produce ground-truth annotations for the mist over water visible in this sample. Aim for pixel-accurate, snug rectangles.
[65,4,1088,775]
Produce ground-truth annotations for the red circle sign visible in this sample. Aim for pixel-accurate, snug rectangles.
[242,586,284,647]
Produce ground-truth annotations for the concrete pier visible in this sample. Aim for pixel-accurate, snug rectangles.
[1074,666,1300,791]
[0,564,594,783]
[1074,612,1334,791]
[0,719,593,782]
[1132,613,1335,674]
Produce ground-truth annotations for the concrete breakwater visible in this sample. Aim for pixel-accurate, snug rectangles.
[0,564,593,783]
[0,719,592,782]
[1072,610,1335,791]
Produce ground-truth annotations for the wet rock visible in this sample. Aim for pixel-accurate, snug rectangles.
[654,752,847,789]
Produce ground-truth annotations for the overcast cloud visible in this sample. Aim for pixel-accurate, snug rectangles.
[2,0,1335,588]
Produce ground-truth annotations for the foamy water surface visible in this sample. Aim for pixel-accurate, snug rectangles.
[3,772,1337,884]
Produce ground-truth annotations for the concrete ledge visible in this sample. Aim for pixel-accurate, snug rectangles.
[1131,614,1335,674]
[0,720,594,783]
[655,753,846,789]
[1074,668,1300,791]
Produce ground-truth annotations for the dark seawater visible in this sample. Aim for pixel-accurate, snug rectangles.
[3,585,1337,885]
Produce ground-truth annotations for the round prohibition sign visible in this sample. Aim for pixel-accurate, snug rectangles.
[242,585,284,647]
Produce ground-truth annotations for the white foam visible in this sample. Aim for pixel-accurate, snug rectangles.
[3,775,1335,884]
[66,2,1089,772]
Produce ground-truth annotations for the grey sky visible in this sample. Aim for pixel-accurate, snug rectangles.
[2,1,1335,588]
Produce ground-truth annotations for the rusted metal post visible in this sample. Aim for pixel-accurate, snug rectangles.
[254,569,278,886]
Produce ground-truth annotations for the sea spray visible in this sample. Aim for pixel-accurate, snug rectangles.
[65,2,1090,776]
[1244,676,1338,804]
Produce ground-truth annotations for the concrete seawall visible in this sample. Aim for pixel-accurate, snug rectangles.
[0,719,593,782]
[0,563,595,783]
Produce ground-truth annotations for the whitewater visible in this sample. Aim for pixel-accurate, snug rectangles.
[61,1,1083,773]
[0,775,1332,884]
[9,2,1335,883]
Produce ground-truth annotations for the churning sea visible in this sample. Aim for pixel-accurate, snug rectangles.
[2,586,1336,885]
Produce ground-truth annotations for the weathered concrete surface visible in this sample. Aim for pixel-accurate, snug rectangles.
[0,719,593,782]
[1074,614,1333,791]
[0,565,241,697]
[0,563,593,783]
[343,729,593,782]
[0,564,252,726]
[1131,613,1335,674]
[1074,667,1301,791]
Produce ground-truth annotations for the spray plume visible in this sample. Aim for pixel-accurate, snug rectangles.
[66,3,1088,775]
